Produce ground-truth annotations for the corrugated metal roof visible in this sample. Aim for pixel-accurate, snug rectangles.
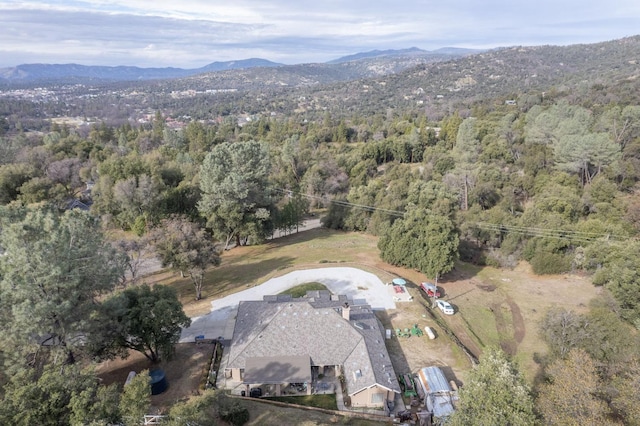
[418,366,451,393]
[417,366,455,419]
[427,393,455,419]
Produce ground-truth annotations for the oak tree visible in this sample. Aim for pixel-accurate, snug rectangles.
[151,216,221,300]
[91,284,191,363]
[449,347,536,426]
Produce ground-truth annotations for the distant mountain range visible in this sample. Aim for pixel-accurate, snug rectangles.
[0,47,478,83]
[0,58,283,82]
[327,47,481,64]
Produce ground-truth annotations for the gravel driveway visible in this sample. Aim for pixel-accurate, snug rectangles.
[179,267,398,342]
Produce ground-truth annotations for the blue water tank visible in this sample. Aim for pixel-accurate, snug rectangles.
[149,369,168,395]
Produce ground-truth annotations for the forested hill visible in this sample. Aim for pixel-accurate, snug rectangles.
[63,35,639,122]
[0,59,284,83]
[0,48,473,85]
[289,35,640,119]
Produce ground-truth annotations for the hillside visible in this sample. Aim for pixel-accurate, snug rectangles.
[1,34,640,425]
[0,58,285,83]
[0,48,473,85]
[2,36,638,125]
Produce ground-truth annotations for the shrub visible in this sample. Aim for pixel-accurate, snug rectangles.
[530,252,571,275]
[218,401,249,426]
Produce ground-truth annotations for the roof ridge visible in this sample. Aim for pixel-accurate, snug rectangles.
[226,300,283,366]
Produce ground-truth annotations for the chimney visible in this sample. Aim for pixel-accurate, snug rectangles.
[342,302,350,321]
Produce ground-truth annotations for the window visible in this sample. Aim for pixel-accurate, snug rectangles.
[371,392,384,404]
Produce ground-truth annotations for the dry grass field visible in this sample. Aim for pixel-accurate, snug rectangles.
[103,227,601,421]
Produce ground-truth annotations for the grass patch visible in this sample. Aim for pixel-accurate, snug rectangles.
[161,229,382,315]
[278,282,329,298]
[458,303,500,348]
[265,394,338,410]
[238,398,384,425]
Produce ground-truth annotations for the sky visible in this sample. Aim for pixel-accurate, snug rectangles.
[1,1,639,68]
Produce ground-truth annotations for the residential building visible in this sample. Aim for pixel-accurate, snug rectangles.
[223,291,400,409]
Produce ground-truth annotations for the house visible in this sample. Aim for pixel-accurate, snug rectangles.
[224,291,400,409]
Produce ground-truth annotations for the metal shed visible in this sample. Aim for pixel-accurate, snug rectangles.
[416,366,455,419]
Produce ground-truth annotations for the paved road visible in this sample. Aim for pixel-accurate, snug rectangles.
[131,218,323,280]
[267,218,322,239]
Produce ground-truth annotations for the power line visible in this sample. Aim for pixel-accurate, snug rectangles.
[272,188,406,218]
[273,188,626,243]
[475,222,625,242]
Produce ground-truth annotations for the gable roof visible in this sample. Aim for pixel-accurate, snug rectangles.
[226,291,400,394]
[343,304,399,395]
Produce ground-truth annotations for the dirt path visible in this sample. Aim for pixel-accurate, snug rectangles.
[488,296,525,356]
[508,296,526,344]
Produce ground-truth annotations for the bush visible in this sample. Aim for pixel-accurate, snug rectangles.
[131,215,147,236]
[530,252,572,275]
[321,202,348,230]
[218,401,249,426]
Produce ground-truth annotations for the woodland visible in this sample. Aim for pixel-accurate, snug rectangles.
[1,36,640,424]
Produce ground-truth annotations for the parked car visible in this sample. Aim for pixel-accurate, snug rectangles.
[420,282,440,298]
[249,387,262,397]
[436,300,455,315]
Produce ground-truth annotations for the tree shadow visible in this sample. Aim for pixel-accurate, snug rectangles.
[375,310,412,376]
[264,227,336,248]
[439,365,462,389]
[438,260,484,284]
[202,256,297,299]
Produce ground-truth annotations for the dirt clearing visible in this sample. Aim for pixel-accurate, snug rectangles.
[96,343,214,413]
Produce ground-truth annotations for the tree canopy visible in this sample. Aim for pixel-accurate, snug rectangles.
[91,284,191,363]
[449,347,536,426]
[0,207,124,361]
[198,140,273,249]
[151,216,221,300]
[378,207,458,283]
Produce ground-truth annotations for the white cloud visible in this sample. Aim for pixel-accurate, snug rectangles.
[0,0,638,67]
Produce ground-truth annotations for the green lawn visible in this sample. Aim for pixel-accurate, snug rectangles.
[265,394,338,410]
[278,282,328,298]
[163,229,385,315]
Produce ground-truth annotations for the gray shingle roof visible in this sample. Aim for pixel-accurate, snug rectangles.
[243,355,311,384]
[226,291,400,394]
